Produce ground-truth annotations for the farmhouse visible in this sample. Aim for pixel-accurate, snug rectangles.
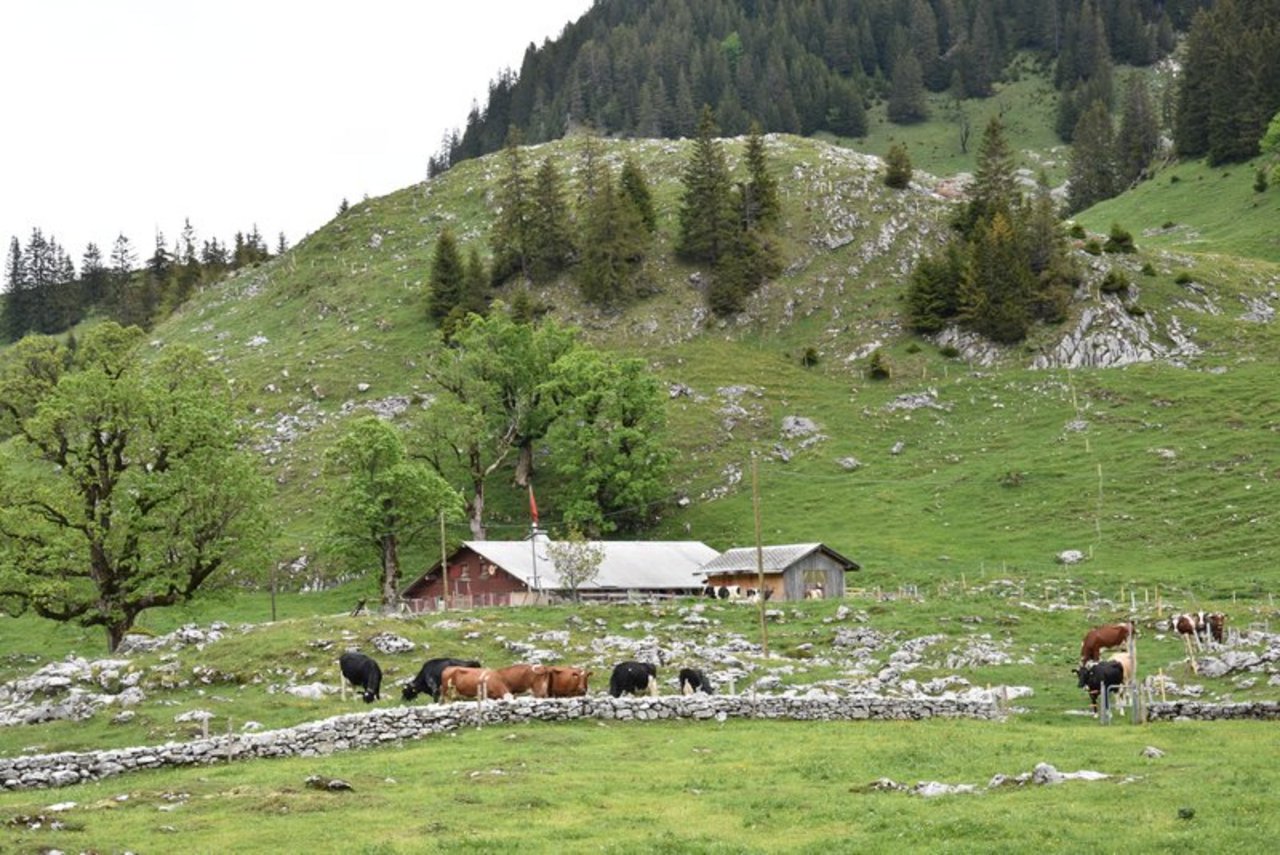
[697,543,859,601]
[402,532,718,611]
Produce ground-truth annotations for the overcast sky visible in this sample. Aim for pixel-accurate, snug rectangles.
[1,0,594,267]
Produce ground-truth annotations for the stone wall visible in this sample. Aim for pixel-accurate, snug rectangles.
[1146,700,1280,721]
[0,694,999,791]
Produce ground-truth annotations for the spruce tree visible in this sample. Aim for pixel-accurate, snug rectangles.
[490,129,533,284]
[3,237,28,342]
[527,156,574,282]
[428,228,466,323]
[885,142,913,189]
[619,156,657,233]
[741,122,780,228]
[676,106,734,265]
[1067,100,1118,212]
[959,212,1035,344]
[576,173,647,307]
[1115,74,1160,186]
[888,52,929,124]
[956,116,1019,238]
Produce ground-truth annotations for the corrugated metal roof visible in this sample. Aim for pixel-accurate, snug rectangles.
[696,543,859,576]
[463,539,719,591]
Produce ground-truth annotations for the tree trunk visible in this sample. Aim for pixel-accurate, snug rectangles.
[514,442,534,488]
[106,620,130,654]
[381,533,401,611]
[468,482,487,540]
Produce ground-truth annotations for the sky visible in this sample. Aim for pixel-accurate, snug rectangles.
[1,0,594,267]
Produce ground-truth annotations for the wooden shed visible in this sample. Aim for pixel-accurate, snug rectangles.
[402,534,718,611]
[696,543,859,601]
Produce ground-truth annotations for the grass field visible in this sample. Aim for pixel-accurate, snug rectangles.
[2,716,1277,853]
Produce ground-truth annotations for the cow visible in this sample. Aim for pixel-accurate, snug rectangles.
[402,657,482,703]
[494,663,551,697]
[678,667,714,695]
[338,651,382,703]
[1205,612,1226,644]
[1079,622,1132,666]
[439,666,512,702]
[1172,612,1204,650]
[609,661,658,697]
[545,666,592,697]
[1075,659,1125,713]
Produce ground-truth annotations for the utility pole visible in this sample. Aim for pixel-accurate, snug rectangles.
[752,453,769,657]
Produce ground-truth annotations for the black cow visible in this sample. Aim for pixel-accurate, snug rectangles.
[402,657,482,703]
[678,667,714,695]
[1074,659,1124,712]
[609,661,658,697]
[339,651,382,703]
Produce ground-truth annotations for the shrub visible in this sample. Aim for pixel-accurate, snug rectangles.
[868,350,892,380]
[1068,223,1086,239]
[1162,221,1176,230]
[1125,303,1147,316]
[1103,223,1137,254]
[905,341,922,354]
[1174,271,1194,285]
[800,347,820,367]
[1141,262,1156,276]
[1255,168,1269,193]
[1083,239,1102,255]
[1169,174,1181,183]
[884,142,913,189]
[939,344,961,359]
[1100,270,1130,294]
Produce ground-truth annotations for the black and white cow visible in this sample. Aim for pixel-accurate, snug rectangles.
[1074,659,1125,712]
[678,667,714,695]
[339,651,383,703]
[402,657,483,703]
[609,661,658,697]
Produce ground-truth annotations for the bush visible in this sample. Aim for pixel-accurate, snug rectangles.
[1125,303,1147,316]
[884,142,913,189]
[905,341,922,354]
[1083,239,1102,255]
[1174,271,1194,285]
[1068,223,1087,239]
[1162,221,1176,230]
[800,347,820,367]
[1099,270,1130,294]
[939,344,961,359]
[867,350,892,380]
[1103,223,1137,253]
[1170,174,1181,184]
[1255,168,1269,193]
[1141,262,1156,276]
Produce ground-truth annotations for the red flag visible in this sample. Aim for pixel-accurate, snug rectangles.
[528,484,539,526]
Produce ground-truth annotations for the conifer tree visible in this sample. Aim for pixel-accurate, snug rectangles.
[576,172,647,307]
[490,128,533,284]
[527,156,574,282]
[619,156,657,233]
[741,122,780,228]
[80,243,108,306]
[958,212,1036,344]
[676,106,734,265]
[888,52,929,124]
[956,116,1019,238]
[3,237,28,342]
[1067,100,1118,212]
[885,142,913,189]
[428,227,466,323]
[1115,74,1160,186]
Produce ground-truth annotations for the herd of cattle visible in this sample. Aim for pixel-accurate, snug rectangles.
[1072,611,1228,712]
[339,608,1229,714]
[338,652,713,705]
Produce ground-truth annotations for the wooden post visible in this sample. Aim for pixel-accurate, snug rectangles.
[440,510,450,610]
[751,454,769,658]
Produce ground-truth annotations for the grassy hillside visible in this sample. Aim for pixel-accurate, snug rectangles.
[135,124,1280,600]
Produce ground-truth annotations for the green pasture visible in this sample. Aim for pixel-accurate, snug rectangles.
[1,717,1276,853]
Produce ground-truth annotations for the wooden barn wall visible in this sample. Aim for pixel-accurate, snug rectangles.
[703,572,783,600]
[782,553,847,600]
[406,549,528,604]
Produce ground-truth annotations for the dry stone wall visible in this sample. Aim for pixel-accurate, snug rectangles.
[1146,700,1280,721]
[0,694,998,791]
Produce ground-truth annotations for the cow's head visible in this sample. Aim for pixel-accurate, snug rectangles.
[402,683,420,702]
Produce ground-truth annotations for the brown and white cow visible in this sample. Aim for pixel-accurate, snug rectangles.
[440,666,512,702]
[493,664,551,697]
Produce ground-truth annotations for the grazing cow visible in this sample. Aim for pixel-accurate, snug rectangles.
[338,651,382,703]
[439,666,512,702]
[1205,612,1226,644]
[805,585,824,600]
[1075,659,1125,712]
[1172,612,1204,650]
[494,663,551,697]
[1079,622,1132,666]
[402,657,482,702]
[545,666,592,697]
[678,667,714,695]
[609,661,658,697]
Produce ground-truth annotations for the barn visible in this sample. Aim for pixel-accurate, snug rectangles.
[696,543,859,601]
[401,533,718,611]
